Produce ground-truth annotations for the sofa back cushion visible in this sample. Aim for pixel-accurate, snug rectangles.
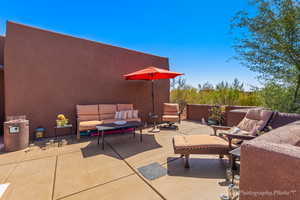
[237,109,273,135]
[253,120,300,146]
[268,112,300,129]
[99,104,117,120]
[117,104,133,111]
[163,103,179,115]
[76,105,99,121]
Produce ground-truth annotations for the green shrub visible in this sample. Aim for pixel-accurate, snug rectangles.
[171,78,263,107]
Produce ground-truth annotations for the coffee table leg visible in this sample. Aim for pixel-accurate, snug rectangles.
[97,130,100,144]
[102,130,104,150]
[133,128,136,138]
[140,127,142,142]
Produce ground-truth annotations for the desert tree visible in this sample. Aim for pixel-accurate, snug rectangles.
[232,0,300,111]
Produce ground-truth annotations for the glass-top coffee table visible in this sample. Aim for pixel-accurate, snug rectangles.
[96,121,143,150]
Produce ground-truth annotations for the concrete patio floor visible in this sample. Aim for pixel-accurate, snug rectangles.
[0,121,229,200]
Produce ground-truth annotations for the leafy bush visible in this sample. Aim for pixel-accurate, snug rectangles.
[259,81,300,113]
[208,106,226,125]
[170,78,263,107]
[170,78,300,114]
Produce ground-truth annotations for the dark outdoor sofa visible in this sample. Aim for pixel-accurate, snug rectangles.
[240,119,300,200]
[238,111,300,200]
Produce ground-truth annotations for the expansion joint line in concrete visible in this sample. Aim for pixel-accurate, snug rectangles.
[106,141,167,200]
[51,155,58,200]
[56,174,135,200]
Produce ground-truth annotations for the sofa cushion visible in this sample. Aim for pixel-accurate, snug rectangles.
[126,118,141,122]
[268,112,300,129]
[99,104,117,120]
[79,120,102,131]
[76,105,99,121]
[254,120,300,146]
[237,109,273,135]
[162,115,179,122]
[117,104,133,111]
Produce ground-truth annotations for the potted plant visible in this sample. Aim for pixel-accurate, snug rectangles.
[208,105,225,125]
[56,114,69,127]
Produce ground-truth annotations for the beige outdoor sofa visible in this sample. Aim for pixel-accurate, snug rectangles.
[76,104,141,139]
[173,108,273,168]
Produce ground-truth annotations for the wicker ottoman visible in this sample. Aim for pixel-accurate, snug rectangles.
[172,135,233,168]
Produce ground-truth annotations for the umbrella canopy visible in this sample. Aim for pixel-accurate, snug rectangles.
[124,66,183,80]
[123,66,183,114]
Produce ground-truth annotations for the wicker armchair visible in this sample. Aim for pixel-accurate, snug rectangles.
[162,103,181,129]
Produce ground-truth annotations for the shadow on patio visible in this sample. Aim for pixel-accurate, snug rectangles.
[166,156,227,179]
[80,133,162,159]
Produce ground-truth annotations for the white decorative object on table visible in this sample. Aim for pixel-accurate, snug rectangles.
[114,120,127,125]
[230,127,241,134]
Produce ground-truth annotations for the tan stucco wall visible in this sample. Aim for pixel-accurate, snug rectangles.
[4,21,169,138]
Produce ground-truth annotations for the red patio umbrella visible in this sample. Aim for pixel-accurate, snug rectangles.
[124,66,183,114]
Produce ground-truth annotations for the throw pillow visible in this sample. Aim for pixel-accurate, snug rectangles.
[115,111,121,119]
[115,110,138,120]
[133,110,138,118]
[127,110,133,119]
[115,111,123,120]
[120,111,127,120]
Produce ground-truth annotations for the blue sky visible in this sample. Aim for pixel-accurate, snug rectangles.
[0,0,259,89]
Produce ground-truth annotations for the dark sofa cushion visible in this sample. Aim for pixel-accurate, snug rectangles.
[255,120,300,146]
[268,112,300,129]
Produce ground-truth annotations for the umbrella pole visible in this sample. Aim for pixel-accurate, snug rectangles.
[151,80,155,114]
[150,79,160,133]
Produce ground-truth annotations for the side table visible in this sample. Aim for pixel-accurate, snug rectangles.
[149,113,160,133]
[54,124,73,140]
[229,147,241,183]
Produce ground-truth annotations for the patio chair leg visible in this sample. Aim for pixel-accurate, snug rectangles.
[184,154,190,168]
